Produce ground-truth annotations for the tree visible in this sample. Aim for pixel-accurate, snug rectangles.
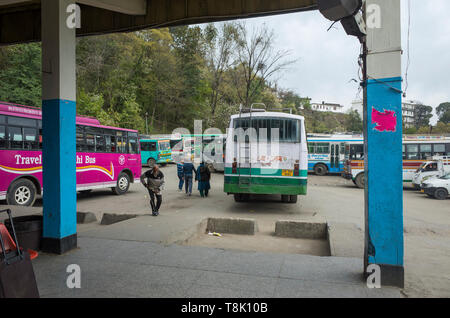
[345,110,363,133]
[0,43,41,107]
[437,102,450,124]
[231,23,296,108]
[203,23,238,120]
[413,104,433,129]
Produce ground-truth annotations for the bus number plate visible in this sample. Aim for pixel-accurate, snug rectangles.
[282,170,294,177]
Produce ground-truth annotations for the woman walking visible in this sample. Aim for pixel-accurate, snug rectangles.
[140,165,165,216]
[196,162,211,198]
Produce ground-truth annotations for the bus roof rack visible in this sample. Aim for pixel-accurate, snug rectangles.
[239,103,294,115]
[239,103,266,114]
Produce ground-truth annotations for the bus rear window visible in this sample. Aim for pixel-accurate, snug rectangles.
[233,118,301,143]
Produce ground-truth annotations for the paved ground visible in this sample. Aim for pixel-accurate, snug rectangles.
[33,237,400,298]
[2,164,449,297]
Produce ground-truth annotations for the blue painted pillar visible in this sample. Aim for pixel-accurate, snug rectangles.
[364,0,404,287]
[41,0,77,254]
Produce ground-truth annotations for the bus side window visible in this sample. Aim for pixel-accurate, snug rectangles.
[85,133,95,152]
[110,135,117,153]
[128,138,138,154]
[316,143,329,154]
[140,142,149,152]
[8,126,23,149]
[95,134,106,153]
[23,128,38,150]
[127,132,138,154]
[76,126,85,152]
[420,144,432,160]
[149,142,157,152]
[406,144,419,160]
[0,125,6,148]
[433,144,446,156]
[308,142,315,154]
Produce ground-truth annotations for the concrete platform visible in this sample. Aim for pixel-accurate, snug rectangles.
[33,237,402,298]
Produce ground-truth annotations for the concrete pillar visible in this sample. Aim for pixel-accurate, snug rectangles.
[41,0,77,254]
[364,0,404,287]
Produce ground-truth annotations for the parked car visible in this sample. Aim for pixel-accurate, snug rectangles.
[413,156,450,189]
[421,173,450,200]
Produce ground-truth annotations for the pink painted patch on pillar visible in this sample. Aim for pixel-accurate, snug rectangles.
[371,108,397,132]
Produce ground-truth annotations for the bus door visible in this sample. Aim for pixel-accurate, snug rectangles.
[329,143,341,173]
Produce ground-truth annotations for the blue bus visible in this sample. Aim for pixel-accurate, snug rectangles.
[307,134,363,176]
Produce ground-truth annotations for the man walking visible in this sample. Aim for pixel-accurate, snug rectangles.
[140,165,165,216]
[177,160,185,191]
[183,160,197,196]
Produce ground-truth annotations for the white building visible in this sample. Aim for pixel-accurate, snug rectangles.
[351,99,421,128]
[311,102,345,113]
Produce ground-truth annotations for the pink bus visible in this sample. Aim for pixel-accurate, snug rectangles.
[0,102,142,206]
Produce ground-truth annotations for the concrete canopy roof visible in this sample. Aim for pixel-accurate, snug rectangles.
[0,0,317,46]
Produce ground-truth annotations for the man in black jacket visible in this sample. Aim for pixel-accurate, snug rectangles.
[140,165,165,216]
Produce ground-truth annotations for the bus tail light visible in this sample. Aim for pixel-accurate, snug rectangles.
[232,159,237,174]
[294,160,300,177]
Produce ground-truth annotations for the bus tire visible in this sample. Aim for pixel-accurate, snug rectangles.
[234,194,243,202]
[434,188,448,200]
[147,158,156,168]
[281,195,290,203]
[355,173,365,189]
[113,173,130,195]
[7,179,37,207]
[314,164,328,176]
[289,195,298,204]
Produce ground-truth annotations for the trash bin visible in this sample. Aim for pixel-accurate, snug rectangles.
[4,215,42,251]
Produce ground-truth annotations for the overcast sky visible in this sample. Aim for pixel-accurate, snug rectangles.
[234,0,449,124]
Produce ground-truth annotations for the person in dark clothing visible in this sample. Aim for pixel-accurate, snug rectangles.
[177,160,185,191]
[140,165,165,216]
[183,161,197,196]
[196,162,211,198]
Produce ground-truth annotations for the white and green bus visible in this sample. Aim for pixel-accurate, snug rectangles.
[224,108,308,203]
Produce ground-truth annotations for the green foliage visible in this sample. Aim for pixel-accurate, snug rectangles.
[436,102,450,125]
[345,110,363,133]
[0,25,388,136]
[0,43,41,107]
[413,104,433,128]
[436,102,450,117]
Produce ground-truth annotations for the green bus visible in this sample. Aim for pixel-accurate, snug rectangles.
[140,139,172,167]
[224,110,308,203]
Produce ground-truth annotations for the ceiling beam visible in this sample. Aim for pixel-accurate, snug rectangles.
[0,0,318,46]
[77,0,147,15]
